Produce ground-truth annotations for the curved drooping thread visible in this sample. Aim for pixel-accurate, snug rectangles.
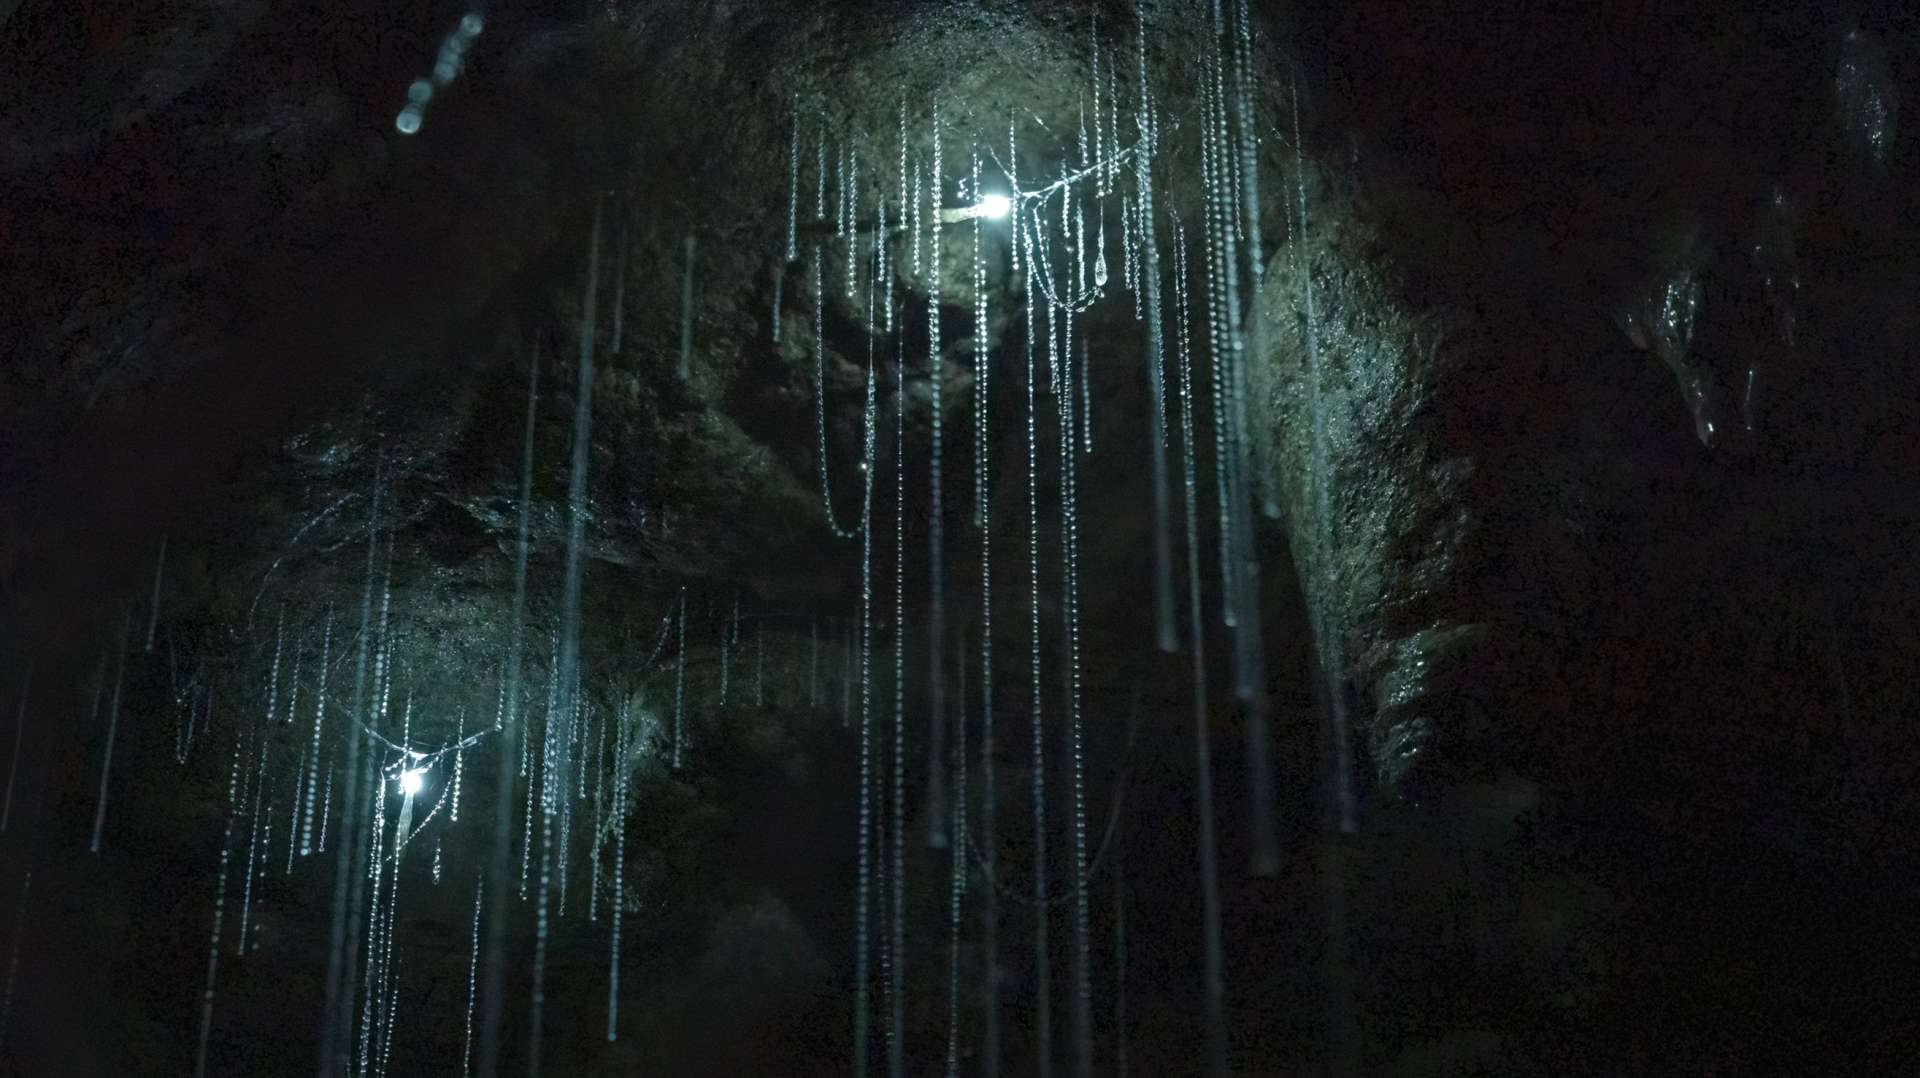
[357,716,491,768]
[246,491,357,628]
[965,755,1132,911]
[1016,188,1105,316]
[813,239,863,539]
[635,612,674,673]
[989,142,1140,211]
[983,137,1139,318]
[965,678,1142,909]
[398,766,455,853]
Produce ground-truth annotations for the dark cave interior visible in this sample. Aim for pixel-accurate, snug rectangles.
[2,2,1919,1075]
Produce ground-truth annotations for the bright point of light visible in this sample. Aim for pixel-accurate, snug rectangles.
[939,194,1016,224]
[399,769,425,795]
[395,107,422,135]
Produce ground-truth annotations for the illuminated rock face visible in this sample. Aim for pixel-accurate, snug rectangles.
[1248,8,1919,809]
[1,3,1918,1076]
